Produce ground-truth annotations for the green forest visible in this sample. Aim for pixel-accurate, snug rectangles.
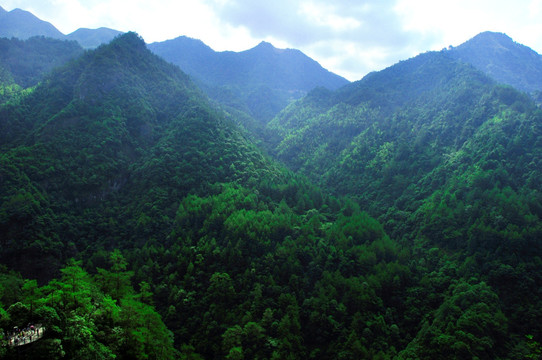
[1,32,542,359]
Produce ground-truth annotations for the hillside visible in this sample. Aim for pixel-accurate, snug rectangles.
[0,32,281,274]
[1,7,542,357]
[448,31,542,94]
[267,48,542,357]
[148,36,349,123]
[0,32,417,359]
[0,36,83,91]
[0,5,64,39]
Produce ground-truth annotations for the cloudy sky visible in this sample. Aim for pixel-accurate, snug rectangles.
[2,0,542,81]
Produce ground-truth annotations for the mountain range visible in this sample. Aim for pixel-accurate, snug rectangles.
[0,5,121,48]
[0,31,392,359]
[148,36,349,123]
[2,4,542,360]
[0,5,348,123]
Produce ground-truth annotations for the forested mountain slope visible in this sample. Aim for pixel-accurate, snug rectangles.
[148,37,349,123]
[1,23,542,358]
[0,32,426,359]
[0,36,83,94]
[448,31,542,94]
[267,49,542,357]
[0,32,282,278]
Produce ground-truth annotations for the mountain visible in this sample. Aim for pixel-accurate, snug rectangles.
[66,27,123,48]
[266,48,542,357]
[0,5,348,123]
[0,36,83,91]
[0,31,417,359]
[2,9,542,357]
[148,36,349,122]
[0,32,282,272]
[149,37,348,94]
[448,31,542,94]
[0,5,64,39]
[0,5,122,49]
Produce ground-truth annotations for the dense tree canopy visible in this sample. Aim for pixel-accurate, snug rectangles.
[1,31,542,359]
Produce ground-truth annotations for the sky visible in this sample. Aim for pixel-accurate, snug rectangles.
[1,0,542,81]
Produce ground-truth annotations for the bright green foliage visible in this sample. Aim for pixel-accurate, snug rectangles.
[0,257,175,359]
[137,183,411,358]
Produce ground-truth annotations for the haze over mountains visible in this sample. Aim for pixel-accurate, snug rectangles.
[0,5,121,48]
[149,36,349,123]
[3,4,542,101]
[0,4,349,122]
[2,4,542,360]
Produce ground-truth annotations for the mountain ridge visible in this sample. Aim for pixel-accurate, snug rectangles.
[66,26,123,48]
[448,30,542,93]
[0,6,65,40]
[0,6,121,48]
[0,31,287,277]
[148,35,349,123]
[2,7,542,359]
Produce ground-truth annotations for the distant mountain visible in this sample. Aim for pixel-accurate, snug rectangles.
[148,36,349,122]
[448,31,542,94]
[149,37,348,93]
[0,5,64,39]
[66,27,123,48]
[0,36,83,89]
[0,5,122,49]
[0,5,348,123]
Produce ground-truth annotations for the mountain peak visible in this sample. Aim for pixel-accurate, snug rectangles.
[108,31,147,51]
[473,31,512,41]
[256,41,275,49]
[169,36,213,51]
[66,27,123,48]
[0,6,64,39]
[464,31,515,48]
[448,31,542,93]
[250,41,292,55]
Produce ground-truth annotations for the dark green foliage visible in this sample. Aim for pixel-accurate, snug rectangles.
[130,182,412,359]
[0,36,83,89]
[400,281,508,359]
[0,32,279,280]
